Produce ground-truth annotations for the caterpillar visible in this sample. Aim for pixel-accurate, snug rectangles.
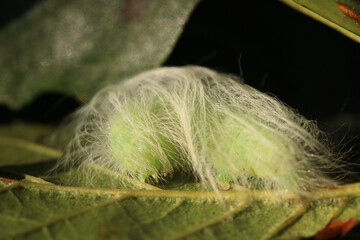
[53,66,344,193]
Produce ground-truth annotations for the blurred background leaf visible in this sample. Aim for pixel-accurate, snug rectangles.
[0,122,59,168]
[0,0,200,109]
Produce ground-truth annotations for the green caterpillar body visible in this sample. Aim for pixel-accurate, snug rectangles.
[211,116,301,191]
[56,66,341,192]
[109,101,180,181]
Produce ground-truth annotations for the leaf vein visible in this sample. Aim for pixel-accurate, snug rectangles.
[172,201,250,240]
[6,194,131,239]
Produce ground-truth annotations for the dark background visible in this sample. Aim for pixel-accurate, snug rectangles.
[1,1,360,159]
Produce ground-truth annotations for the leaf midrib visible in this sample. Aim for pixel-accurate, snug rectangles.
[2,180,360,201]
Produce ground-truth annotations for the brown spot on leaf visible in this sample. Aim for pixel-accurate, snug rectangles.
[0,177,17,182]
[123,0,150,22]
[337,3,360,21]
[311,217,358,240]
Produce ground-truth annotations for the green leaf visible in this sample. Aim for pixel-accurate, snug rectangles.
[0,122,60,167]
[1,178,360,239]
[280,0,360,43]
[0,0,200,109]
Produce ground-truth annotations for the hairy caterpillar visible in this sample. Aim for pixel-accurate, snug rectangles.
[53,66,344,193]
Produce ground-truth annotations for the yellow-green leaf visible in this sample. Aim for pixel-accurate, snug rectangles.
[0,122,60,167]
[280,0,360,43]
